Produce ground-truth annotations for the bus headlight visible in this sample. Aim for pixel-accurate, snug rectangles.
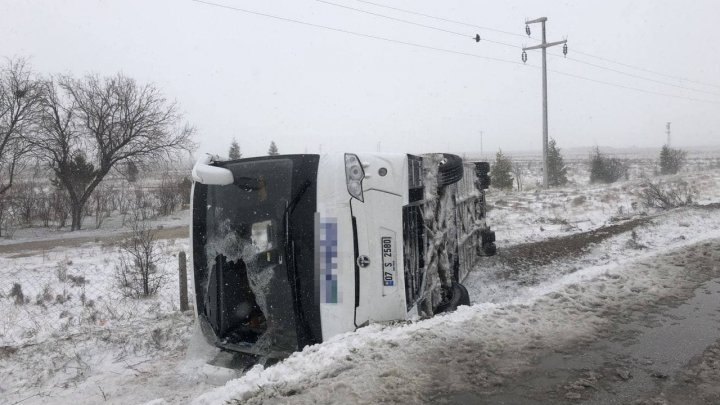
[344,153,364,201]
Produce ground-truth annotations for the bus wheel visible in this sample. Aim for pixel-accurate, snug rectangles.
[437,154,464,187]
[436,282,470,313]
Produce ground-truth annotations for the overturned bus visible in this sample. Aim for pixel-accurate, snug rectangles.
[190,153,495,358]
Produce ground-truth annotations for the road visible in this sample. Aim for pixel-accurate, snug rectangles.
[0,225,188,257]
[448,238,720,404]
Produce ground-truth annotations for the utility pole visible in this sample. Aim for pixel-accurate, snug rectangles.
[480,131,484,158]
[666,122,672,146]
[522,17,567,188]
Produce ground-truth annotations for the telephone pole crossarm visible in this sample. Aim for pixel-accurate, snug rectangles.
[522,39,566,51]
[525,17,547,24]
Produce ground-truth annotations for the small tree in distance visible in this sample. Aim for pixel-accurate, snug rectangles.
[547,138,568,187]
[125,161,139,183]
[268,141,279,156]
[511,162,524,191]
[589,147,627,184]
[228,138,241,160]
[490,150,514,190]
[659,145,686,175]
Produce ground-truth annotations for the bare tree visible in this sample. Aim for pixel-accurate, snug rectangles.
[50,185,70,228]
[511,162,524,191]
[115,214,165,298]
[14,181,37,226]
[92,183,114,229]
[116,185,133,225]
[155,171,183,216]
[36,191,53,227]
[0,58,42,196]
[31,73,194,230]
[641,180,696,210]
[0,195,9,237]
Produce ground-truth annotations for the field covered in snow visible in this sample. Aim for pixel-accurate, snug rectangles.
[1,155,720,404]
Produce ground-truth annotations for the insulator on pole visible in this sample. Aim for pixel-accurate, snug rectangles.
[525,24,531,36]
[563,43,568,56]
[521,50,527,63]
[475,34,481,42]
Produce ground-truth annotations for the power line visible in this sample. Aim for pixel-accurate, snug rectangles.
[349,0,532,40]
[347,0,720,90]
[570,49,720,90]
[315,0,469,39]
[191,0,720,106]
[317,0,522,49]
[190,0,525,67]
[323,0,720,97]
[547,53,720,98]
[548,68,720,105]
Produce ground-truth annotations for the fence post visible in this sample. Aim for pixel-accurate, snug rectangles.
[179,251,189,311]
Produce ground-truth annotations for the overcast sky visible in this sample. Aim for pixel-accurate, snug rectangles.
[1,0,719,158]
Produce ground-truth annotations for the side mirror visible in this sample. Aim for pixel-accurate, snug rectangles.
[191,155,234,185]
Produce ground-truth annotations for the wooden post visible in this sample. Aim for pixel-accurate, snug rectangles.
[179,251,189,311]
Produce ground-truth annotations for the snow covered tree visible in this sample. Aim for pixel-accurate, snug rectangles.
[546,138,568,187]
[490,150,514,190]
[267,141,279,156]
[589,147,627,184]
[228,138,241,160]
[659,145,686,175]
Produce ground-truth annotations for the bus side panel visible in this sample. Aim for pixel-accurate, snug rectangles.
[316,154,358,341]
[353,190,407,324]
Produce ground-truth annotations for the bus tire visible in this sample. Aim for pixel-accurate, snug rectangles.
[436,282,470,313]
[437,154,464,187]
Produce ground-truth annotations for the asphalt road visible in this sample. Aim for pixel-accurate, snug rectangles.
[0,225,189,257]
[449,238,720,405]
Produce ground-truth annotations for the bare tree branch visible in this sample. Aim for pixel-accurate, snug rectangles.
[32,73,195,230]
[0,57,43,196]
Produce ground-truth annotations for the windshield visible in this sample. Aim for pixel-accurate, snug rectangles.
[193,155,321,355]
[205,159,292,263]
[202,158,298,353]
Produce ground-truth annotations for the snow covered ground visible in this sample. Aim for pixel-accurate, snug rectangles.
[2,164,720,404]
[487,169,720,246]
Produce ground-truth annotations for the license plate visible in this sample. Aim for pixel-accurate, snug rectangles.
[381,236,395,286]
